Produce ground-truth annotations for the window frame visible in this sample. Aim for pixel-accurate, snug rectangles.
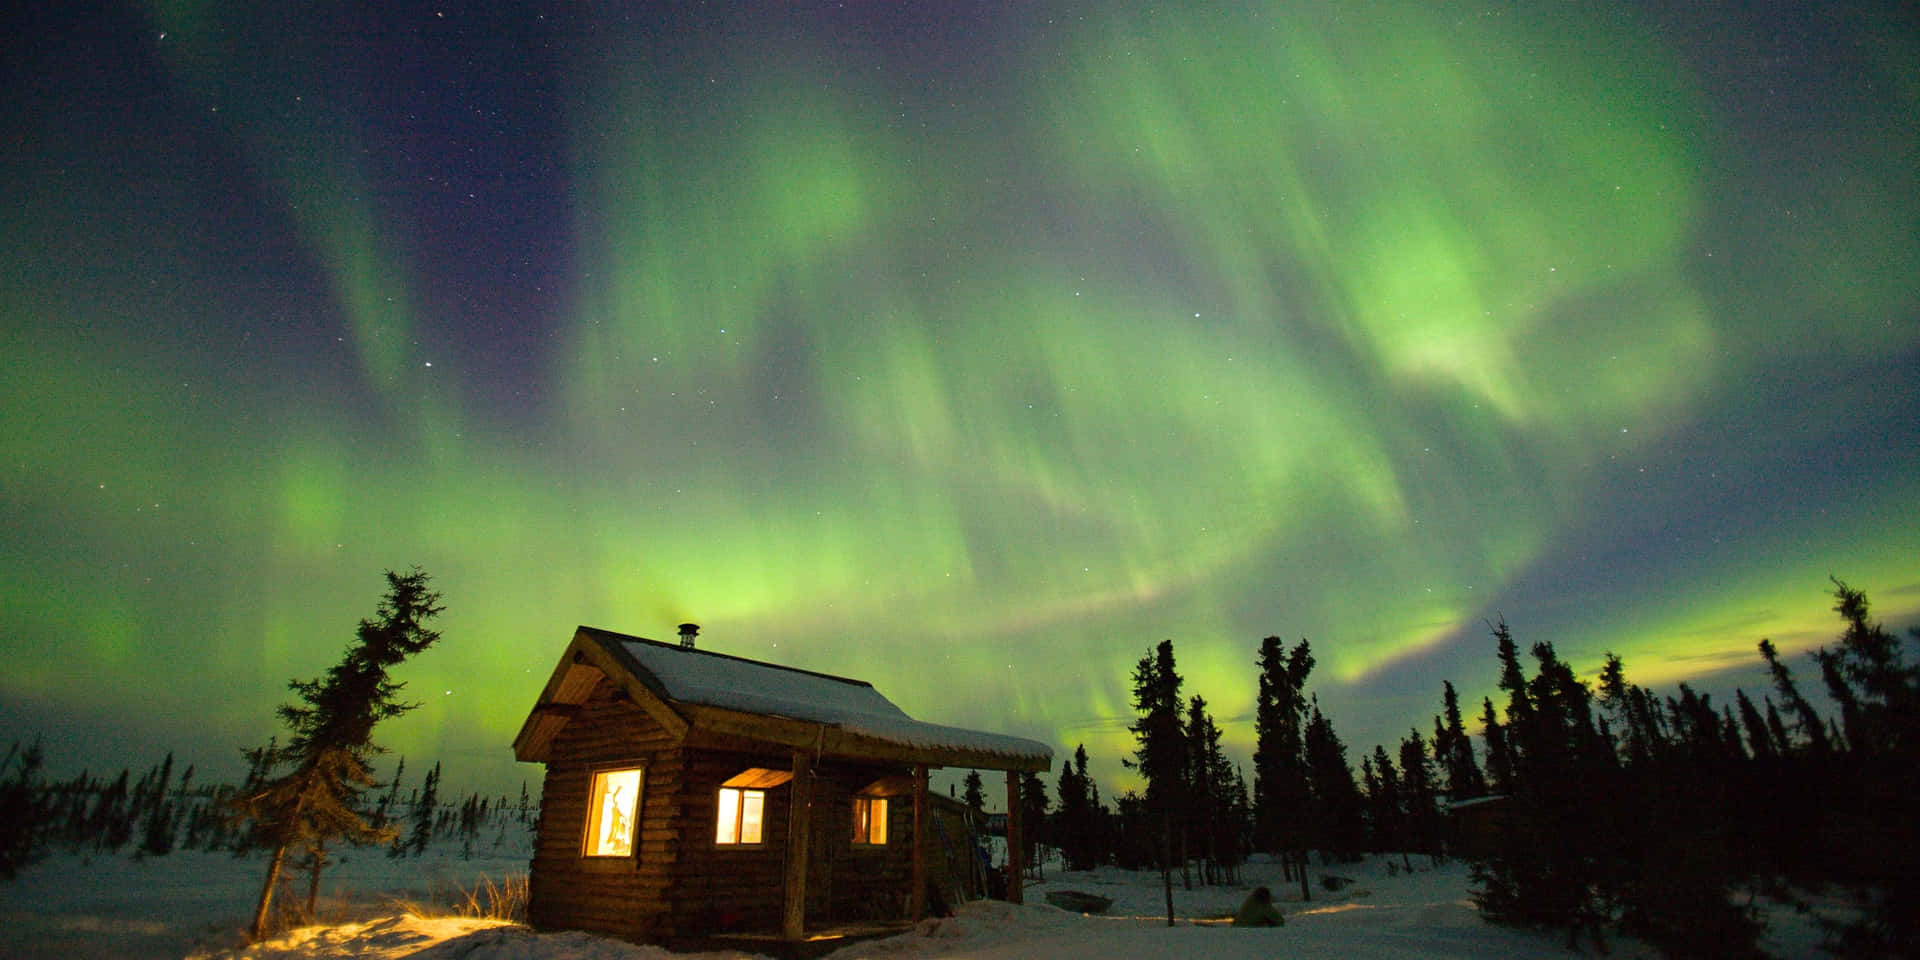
[715,786,767,846]
[580,763,645,859]
[852,795,889,846]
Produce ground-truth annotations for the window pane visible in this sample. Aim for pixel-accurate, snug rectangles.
[716,788,740,844]
[741,790,765,844]
[584,767,642,857]
[853,797,886,845]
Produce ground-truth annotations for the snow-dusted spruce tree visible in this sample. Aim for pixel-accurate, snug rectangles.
[235,568,442,941]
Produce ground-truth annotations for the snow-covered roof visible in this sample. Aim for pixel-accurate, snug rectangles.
[1442,793,1509,812]
[514,626,1053,771]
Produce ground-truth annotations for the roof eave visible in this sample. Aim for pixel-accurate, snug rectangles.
[683,702,1052,772]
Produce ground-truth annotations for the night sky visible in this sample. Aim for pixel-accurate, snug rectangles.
[4,0,1916,797]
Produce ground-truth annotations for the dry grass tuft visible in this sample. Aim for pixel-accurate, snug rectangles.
[395,872,529,923]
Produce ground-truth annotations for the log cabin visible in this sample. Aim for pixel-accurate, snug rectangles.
[513,624,1053,945]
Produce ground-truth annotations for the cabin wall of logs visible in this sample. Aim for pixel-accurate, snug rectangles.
[526,676,922,941]
[527,679,681,939]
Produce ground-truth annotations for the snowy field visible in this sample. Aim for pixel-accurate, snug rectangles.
[0,841,1832,960]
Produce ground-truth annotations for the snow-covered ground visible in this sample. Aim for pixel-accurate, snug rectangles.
[0,838,534,960]
[1,842,1833,959]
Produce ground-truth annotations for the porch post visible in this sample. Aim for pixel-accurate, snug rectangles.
[910,765,929,920]
[1004,770,1024,904]
[783,749,814,941]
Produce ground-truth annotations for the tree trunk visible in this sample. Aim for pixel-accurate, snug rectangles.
[304,842,327,924]
[1160,811,1175,927]
[1296,847,1311,902]
[250,841,289,942]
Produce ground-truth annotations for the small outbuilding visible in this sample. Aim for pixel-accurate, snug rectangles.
[513,624,1053,945]
[1442,793,1510,860]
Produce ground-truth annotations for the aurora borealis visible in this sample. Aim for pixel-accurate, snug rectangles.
[3,0,1916,796]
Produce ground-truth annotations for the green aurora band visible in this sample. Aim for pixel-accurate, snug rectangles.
[2,0,1916,792]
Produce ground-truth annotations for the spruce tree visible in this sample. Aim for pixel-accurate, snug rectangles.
[1820,579,1917,755]
[1808,581,1920,957]
[408,761,441,856]
[1759,638,1831,755]
[1251,636,1290,854]
[961,770,986,819]
[1252,636,1316,897]
[371,757,404,833]
[1437,681,1485,800]
[1367,745,1404,854]
[1185,696,1236,884]
[1360,755,1379,845]
[1398,730,1442,860]
[459,794,481,860]
[1479,698,1514,795]
[1125,639,1186,923]
[1762,699,1792,758]
[94,770,132,853]
[1599,653,1653,767]
[1020,771,1048,877]
[1733,689,1776,762]
[235,568,442,940]
[1054,751,1088,869]
[0,740,47,879]
[136,753,176,858]
[1303,700,1364,860]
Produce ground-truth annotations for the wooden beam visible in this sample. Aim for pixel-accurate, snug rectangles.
[782,749,814,941]
[910,766,929,920]
[721,767,795,789]
[511,643,608,762]
[1005,771,1024,904]
[684,703,1052,772]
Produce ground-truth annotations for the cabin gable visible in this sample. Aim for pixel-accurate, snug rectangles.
[527,675,682,939]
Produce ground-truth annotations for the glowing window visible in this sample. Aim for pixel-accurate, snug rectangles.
[583,767,643,857]
[853,796,888,845]
[716,787,765,845]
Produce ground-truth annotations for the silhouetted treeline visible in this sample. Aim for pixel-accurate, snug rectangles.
[0,741,536,881]
[1444,579,1917,959]
[1047,634,1389,902]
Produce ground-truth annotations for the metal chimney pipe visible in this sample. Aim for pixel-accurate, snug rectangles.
[677,622,699,649]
